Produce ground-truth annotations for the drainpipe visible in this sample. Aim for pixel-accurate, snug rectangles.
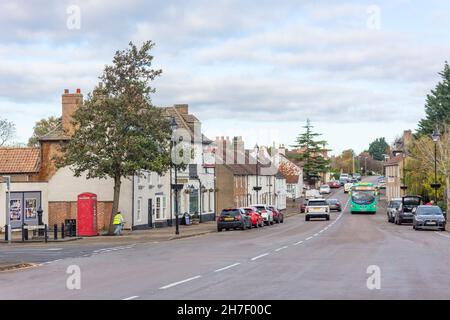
[131,175,135,231]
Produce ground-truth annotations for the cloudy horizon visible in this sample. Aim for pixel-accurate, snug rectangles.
[1,0,448,155]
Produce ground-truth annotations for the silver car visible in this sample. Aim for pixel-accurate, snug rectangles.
[413,205,446,231]
[387,198,402,223]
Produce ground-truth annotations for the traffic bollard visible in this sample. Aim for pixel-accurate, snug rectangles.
[44,224,48,243]
[4,225,8,241]
[54,224,58,240]
[61,223,65,239]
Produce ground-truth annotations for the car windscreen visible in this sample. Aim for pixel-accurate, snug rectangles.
[351,191,375,205]
[308,201,327,206]
[221,210,240,216]
[417,207,443,216]
[254,206,265,210]
[327,199,338,204]
[390,201,401,209]
[403,197,421,206]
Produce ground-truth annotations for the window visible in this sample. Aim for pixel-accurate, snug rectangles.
[156,196,167,219]
[148,172,152,184]
[137,197,142,222]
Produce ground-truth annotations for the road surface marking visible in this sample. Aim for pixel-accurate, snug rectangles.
[47,248,63,251]
[123,296,139,300]
[294,240,304,245]
[251,253,269,261]
[435,232,450,238]
[314,233,319,237]
[214,263,241,273]
[160,275,202,290]
[305,236,313,241]
[275,246,288,252]
[319,229,324,233]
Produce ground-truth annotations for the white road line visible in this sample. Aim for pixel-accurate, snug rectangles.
[159,275,202,290]
[47,248,63,251]
[314,233,319,237]
[305,236,313,241]
[251,253,269,261]
[275,246,288,252]
[294,240,304,245]
[123,296,139,300]
[319,229,324,233]
[214,263,241,273]
[435,231,450,238]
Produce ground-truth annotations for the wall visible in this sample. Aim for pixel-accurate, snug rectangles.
[216,165,234,212]
[385,165,400,201]
[0,182,49,231]
[47,166,133,229]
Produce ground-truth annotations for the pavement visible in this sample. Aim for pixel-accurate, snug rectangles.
[1,176,450,299]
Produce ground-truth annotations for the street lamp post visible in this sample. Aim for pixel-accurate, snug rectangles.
[431,129,441,204]
[3,176,11,244]
[170,117,180,235]
[253,144,261,203]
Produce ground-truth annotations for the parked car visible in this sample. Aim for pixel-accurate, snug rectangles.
[326,198,342,211]
[305,198,330,221]
[377,176,386,189]
[268,206,284,223]
[339,174,350,186]
[217,208,252,232]
[413,205,446,231]
[319,184,331,194]
[240,207,264,228]
[386,198,402,223]
[251,204,274,225]
[353,173,362,181]
[305,189,321,199]
[327,180,341,188]
[344,182,353,193]
[300,199,307,213]
[394,195,422,225]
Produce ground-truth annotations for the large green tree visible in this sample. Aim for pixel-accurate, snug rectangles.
[28,116,61,147]
[0,117,15,146]
[59,41,172,234]
[368,137,389,161]
[417,61,450,136]
[290,119,330,184]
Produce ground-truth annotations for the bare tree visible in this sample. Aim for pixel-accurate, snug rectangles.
[412,124,450,212]
[0,118,15,146]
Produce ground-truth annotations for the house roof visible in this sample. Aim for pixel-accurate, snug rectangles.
[0,148,41,174]
[384,154,403,166]
[38,123,70,141]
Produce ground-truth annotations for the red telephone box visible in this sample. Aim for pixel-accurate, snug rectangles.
[77,192,98,236]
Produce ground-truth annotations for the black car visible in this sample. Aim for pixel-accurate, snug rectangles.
[326,199,342,211]
[394,195,422,225]
[217,208,252,232]
[413,205,446,231]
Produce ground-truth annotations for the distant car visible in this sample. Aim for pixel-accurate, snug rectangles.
[328,180,340,188]
[386,198,402,223]
[350,178,358,183]
[394,195,422,225]
[268,206,284,223]
[344,182,353,193]
[217,208,252,232]
[413,205,446,231]
[339,174,350,186]
[353,173,362,181]
[326,199,342,211]
[305,198,330,221]
[251,204,274,225]
[240,207,264,228]
[319,184,331,194]
[305,189,321,199]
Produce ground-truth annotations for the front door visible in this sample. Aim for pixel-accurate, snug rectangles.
[148,199,153,228]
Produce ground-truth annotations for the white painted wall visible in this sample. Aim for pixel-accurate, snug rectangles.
[47,167,133,229]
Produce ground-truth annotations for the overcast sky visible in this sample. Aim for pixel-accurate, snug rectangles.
[0,0,448,155]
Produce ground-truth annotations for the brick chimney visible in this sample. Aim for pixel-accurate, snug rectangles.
[62,89,83,136]
[174,104,189,115]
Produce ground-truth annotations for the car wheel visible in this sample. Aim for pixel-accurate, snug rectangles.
[305,216,310,221]
[241,223,246,231]
[218,227,222,232]
[326,215,330,221]
[281,217,284,223]
[276,217,280,224]
[226,228,230,231]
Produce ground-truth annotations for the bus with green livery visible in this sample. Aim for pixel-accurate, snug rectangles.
[350,182,377,214]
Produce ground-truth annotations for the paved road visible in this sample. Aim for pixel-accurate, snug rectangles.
[2,176,450,299]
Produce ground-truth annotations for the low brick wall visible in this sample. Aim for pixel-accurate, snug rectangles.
[48,201,113,231]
